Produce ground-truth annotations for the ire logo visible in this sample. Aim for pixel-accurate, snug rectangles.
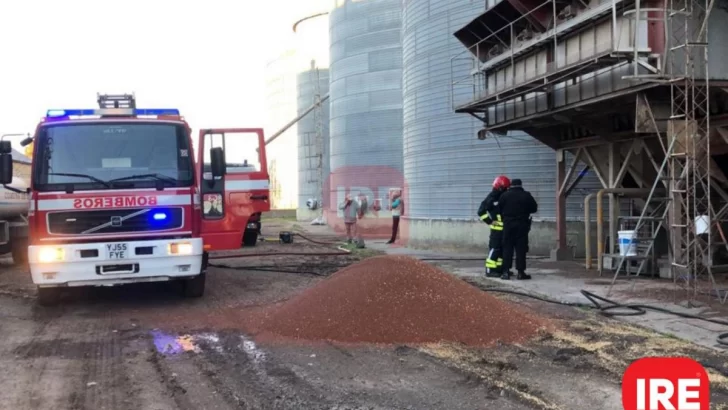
[622,357,710,410]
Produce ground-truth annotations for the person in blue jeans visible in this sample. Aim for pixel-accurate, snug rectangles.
[386,190,403,244]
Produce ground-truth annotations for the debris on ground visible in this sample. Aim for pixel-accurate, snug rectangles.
[246,255,550,347]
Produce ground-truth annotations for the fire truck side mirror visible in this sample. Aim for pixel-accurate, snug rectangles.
[210,147,225,178]
[0,153,12,185]
[0,140,10,154]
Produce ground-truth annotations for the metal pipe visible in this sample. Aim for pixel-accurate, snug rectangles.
[584,193,596,269]
[596,188,653,273]
[265,94,330,146]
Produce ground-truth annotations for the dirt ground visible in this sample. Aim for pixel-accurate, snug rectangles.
[1,219,727,410]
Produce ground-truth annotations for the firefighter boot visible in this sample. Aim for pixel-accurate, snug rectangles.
[517,271,532,280]
[500,271,511,280]
[484,260,501,278]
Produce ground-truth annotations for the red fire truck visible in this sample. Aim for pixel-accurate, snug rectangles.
[0,94,269,305]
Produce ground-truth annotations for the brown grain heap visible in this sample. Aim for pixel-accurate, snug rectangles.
[248,255,549,347]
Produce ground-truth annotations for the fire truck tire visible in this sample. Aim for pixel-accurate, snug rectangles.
[183,273,206,298]
[37,287,61,306]
[243,230,258,247]
[11,239,29,266]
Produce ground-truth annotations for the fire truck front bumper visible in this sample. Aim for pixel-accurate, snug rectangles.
[28,238,204,287]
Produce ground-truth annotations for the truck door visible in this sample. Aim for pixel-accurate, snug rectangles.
[197,128,269,251]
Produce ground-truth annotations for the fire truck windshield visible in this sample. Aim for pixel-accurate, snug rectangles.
[33,122,194,192]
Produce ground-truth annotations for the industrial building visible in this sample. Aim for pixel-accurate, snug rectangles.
[452,0,728,299]
[264,4,330,218]
[264,0,728,304]
[266,0,610,253]
[402,0,609,255]
[325,0,405,235]
[265,49,299,210]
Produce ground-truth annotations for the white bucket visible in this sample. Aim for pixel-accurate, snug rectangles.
[618,230,638,256]
[695,215,710,235]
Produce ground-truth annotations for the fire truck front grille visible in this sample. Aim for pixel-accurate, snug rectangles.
[47,207,184,235]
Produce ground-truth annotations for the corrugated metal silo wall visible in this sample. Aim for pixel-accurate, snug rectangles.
[402,0,605,256]
[327,0,404,235]
[297,68,331,220]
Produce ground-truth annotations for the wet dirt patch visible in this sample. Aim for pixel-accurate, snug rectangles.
[419,317,728,409]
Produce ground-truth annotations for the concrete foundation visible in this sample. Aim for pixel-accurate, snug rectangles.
[402,217,600,258]
[296,208,320,221]
[265,209,297,219]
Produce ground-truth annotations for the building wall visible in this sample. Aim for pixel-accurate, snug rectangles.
[402,0,605,256]
[327,0,404,235]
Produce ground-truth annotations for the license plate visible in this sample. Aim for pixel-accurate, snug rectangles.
[106,243,129,259]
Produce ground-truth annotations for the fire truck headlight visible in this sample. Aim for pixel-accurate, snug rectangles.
[168,242,193,256]
[38,247,65,263]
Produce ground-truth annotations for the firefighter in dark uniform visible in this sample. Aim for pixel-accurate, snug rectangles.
[498,178,538,280]
[477,175,510,277]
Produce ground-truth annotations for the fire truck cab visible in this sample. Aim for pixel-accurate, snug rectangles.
[0,94,269,305]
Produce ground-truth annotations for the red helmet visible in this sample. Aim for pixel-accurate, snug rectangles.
[493,175,511,190]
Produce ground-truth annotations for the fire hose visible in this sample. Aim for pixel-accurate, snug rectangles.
[207,233,728,346]
[207,233,353,275]
[474,284,728,347]
[207,232,351,261]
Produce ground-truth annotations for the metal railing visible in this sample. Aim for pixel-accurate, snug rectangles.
[450,0,636,112]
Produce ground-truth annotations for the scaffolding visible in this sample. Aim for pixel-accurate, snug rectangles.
[609,0,726,304]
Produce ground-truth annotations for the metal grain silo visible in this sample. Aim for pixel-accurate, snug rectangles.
[327,0,404,236]
[264,49,298,210]
[294,12,331,221]
[402,0,603,255]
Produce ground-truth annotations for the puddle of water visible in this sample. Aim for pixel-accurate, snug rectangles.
[150,331,263,360]
[151,330,202,355]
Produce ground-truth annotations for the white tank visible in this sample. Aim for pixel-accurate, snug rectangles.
[0,177,30,219]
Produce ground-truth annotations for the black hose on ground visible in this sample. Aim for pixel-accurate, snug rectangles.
[208,232,352,261]
[478,285,728,347]
[208,263,327,277]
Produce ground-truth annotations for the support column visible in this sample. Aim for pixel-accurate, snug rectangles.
[551,149,573,260]
[608,143,618,255]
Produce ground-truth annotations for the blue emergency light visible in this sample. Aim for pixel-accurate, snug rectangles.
[153,212,167,221]
[45,108,180,118]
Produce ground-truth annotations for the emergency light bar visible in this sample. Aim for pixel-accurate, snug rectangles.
[46,108,180,118]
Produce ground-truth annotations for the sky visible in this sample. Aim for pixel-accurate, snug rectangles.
[0,0,306,150]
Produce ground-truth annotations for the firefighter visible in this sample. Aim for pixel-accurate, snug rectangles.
[477,175,510,277]
[498,178,538,280]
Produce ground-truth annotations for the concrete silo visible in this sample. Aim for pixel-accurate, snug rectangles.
[327,0,404,236]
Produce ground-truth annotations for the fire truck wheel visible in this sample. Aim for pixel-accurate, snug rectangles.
[183,273,206,298]
[243,230,258,247]
[37,287,61,306]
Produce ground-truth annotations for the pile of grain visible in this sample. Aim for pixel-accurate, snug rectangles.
[247,255,549,347]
